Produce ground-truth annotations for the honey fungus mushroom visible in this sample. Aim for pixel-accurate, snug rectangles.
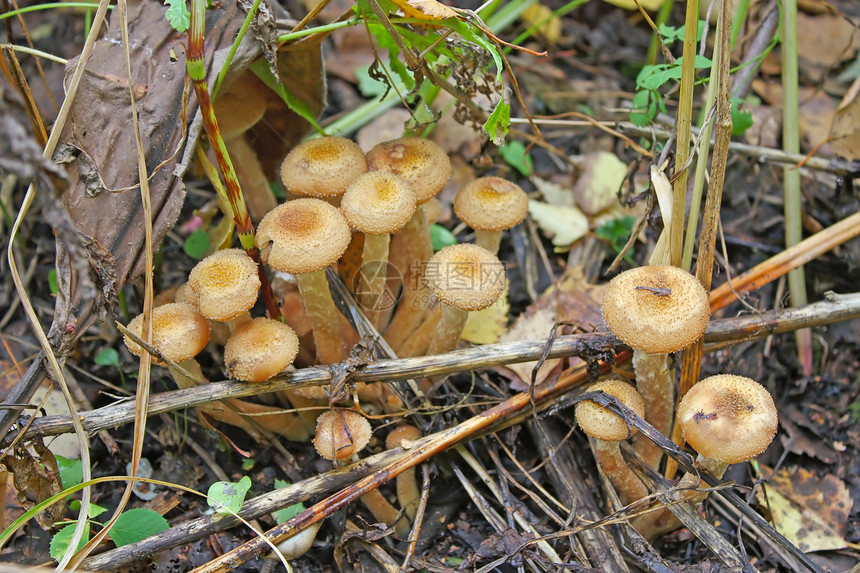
[453,176,528,254]
[280,136,367,200]
[188,248,261,328]
[224,317,300,382]
[313,409,372,462]
[576,379,649,505]
[677,374,778,475]
[602,265,710,468]
[256,198,352,364]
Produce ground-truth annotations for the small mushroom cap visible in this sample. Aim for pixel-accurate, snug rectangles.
[224,317,300,382]
[385,425,422,450]
[256,198,352,274]
[425,243,506,311]
[678,374,778,464]
[602,265,710,354]
[366,137,451,204]
[188,249,261,321]
[575,379,645,441]
[340,171,417,235]
[454,176,529,231]
[213,77,267,139]
[313,409,372,461]
[280,136,367,198]
[124,303,210,364]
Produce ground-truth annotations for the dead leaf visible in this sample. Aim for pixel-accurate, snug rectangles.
[521,4,561,45]
[829,76,860,160]
[462,283,510,344]
[528,200,588,250]
[795,13,860,82]
[601,0,666,10]
[531,176,574,208]
[756,465,852,552]
[405,0,459,19]
[500,266,606,387]
[572,151,626,216]
[5,441,66,529]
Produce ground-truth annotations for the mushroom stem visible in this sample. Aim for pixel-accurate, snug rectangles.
[631,350,674,469]
[296,268,347,364]
[426,305,469,356]
[592,438,650,505]
[360,489,411,538]
[384,205,433,349]
[397,307,441,358]
[358,233,391,330]
[474,230,503,254]
[226,137,277,223]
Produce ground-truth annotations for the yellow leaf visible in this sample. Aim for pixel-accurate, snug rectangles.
[521,4,561,45]
[528,199,588,250]
[601,0,666,10]
[462,283,509,344]
[404,0,458,20]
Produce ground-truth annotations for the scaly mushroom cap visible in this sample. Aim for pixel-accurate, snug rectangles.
[426,243,506,311]
[365,137,451,204]
[602,265,710,354]
[256,198,352,274]
[188,249,261,322]
[280,136,367,198]
[124,303,210,365]
[313,409,372,461]
[576,379,645,441]
[454,176,529,231]
[340,171,417,235]
[385,425,422,450]
[677,374,778,464]
[224,318,300,382]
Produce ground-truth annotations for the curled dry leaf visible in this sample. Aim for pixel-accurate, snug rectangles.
[406,0,459,19]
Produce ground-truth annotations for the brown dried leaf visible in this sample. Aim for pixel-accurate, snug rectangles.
[756,465,852,552]
[406,0,459,19]
[829,76,860,161]
[6,440,65,529]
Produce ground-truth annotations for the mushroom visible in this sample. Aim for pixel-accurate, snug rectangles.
[340,171,416,329]
[124,302,210,385]
[419,243,506,356]
[256,198,352,364]
[187,248,261,331]
[385,425,423,521]
[575,379,649,505]
[213,73,277,222]
[224,317,299,383]
[601,265,710,468]
[677,374,778,478]
[367,137,451,351]
[453,176,529,254]
[280,136,367,201]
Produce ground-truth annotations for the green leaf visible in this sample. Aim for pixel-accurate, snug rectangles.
[55,455,83,490]
[484,100,510,146]
[498,140,533,176]
[94,347,120,368]
[208,475,252,515]
[163,0,190,33]
[273,501,306,524]
[249,60,324,134]
[241,458,255,471]
[70,500,109,518]
[183,228,210,260]
[48,269,57,295]
[629,90,656,126]
[50,522,90,561]
[730,97,753,136]
[430,224,458,251]
[109,508,169,547]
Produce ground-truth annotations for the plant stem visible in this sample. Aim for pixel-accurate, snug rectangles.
[186,0,281,321]
[781,0,812,376]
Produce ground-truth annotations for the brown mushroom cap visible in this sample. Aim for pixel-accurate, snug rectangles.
[124,303,210,364]
[188,249,261,322]
[365,137,451,204]
[313,409,372,461]
[425,243,506,311]
[280,136,367,198]
[454,176,529,231]
[256,198,352,275]
[601,265,710,354]
[677,374,778,464]
[385,424,422,450]
[575,379,645,441]
[340,171,417,235]
[224,318,300,382]
[213,76,267,140]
